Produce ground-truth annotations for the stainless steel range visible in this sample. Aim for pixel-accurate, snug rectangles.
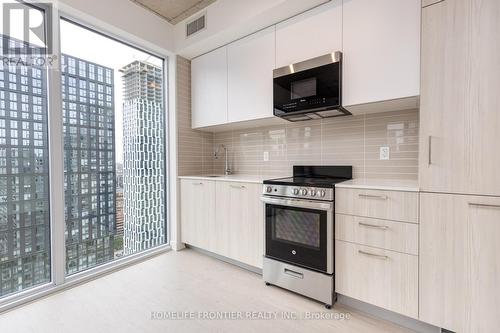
[261,166,352,309]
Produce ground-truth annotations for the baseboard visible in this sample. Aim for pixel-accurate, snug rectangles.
[170,241,186,251]
[186,245,262,275]
[337,295,441,333]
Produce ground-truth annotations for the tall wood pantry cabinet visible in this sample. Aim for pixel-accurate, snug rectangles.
[419,1,500,331]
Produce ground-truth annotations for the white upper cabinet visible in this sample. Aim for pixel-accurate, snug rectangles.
[342,0,421,109]
[227,27,275,123]
[191,0,422,129]
[275,0,342,68]
[191,46,228,128]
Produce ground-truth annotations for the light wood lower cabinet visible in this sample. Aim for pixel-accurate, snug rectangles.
[215,182,264,268]
[420,192,500,332]
[180,179,263,269]
[180,179,216,251]
[335,187,419,318]
[335,214,418,255]
[335,241,418,318]
[335,188,419,223]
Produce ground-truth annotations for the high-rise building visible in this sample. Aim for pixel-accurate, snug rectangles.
[61,54,116,275]
[0,36,51,297]
[121,61,165,255]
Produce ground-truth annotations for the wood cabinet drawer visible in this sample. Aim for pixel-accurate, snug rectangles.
[335,188,419,223]
[335,214,418,255]
[335,241,418,318]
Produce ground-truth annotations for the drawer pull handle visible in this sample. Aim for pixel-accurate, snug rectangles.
[428,135,432,166]
[358,194,388,200]
[358,250,389,260]
[468,202,500,209]
[359,222,389,230]
[230,185,246,189]
[192,182,204,186]
[284,268,304,279]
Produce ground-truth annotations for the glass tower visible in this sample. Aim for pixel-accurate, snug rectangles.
[61,54,116,275]
[0,36,51,297]
[121,61,165,255]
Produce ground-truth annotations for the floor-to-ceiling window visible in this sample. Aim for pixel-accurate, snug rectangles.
[0,0,169,303]
[60,20,167,275]
[0,1,51,298]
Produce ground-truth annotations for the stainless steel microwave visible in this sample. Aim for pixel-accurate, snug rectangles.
[273,52,350,122]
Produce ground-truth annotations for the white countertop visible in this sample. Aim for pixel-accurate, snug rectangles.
[179,175,419,191]
[335,178,419,192]
[178,174,278,184]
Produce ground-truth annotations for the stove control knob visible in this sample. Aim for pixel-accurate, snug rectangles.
[310,190,317,197]
[301,189,308,196]
[266,186,273,193]
[293,188,300,195]
[319,190,326,198]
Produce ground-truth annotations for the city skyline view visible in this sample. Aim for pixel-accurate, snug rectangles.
[60,19,163,164]
[0,16,167,296]
[60,20,166,264]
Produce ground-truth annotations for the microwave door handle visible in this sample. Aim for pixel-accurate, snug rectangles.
[260,196,333,212]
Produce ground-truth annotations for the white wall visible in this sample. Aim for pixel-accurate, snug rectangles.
[174,0,328,59]
[57,0,175,52]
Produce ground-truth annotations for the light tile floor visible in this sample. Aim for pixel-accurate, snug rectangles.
[0,249,415,333]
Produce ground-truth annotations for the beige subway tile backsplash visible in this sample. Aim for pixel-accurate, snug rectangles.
[211,110,419,180]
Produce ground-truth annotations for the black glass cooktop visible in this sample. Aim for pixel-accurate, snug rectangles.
[264,166,352,188]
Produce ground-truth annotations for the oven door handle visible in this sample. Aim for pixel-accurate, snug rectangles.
[260,196,333,212]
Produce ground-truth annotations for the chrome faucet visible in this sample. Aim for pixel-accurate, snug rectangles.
[214,144,232,175]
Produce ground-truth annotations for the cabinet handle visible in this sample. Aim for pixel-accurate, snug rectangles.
[230,185,246,189]
[358,194,388,200]
[192,182,203,186]
[358,250,389,260]
[468,202,500,209]
[428,136,432,166]
[284,268,304,279]
[359,222,389,230]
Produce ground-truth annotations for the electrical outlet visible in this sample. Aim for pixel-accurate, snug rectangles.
[263,151,269,161]
[379,146,390,160]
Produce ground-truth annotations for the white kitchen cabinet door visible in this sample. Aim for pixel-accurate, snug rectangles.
[227,27,275,123]
[180,179,216,250]
[215,182,264,268]
[275,0,342,68]
[420,193,500,332]
[342,0,420,108]
[191,47,228,128]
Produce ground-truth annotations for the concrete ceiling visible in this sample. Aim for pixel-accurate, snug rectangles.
[131,0,216,25]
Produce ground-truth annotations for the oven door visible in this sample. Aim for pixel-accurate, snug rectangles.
[261,196,333,274]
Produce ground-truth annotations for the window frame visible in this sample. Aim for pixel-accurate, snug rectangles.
[0,1,173,312]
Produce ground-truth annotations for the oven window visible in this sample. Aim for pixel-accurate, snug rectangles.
[265,203,328,272]
[290,77,316,99]
[273,207,320,249]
